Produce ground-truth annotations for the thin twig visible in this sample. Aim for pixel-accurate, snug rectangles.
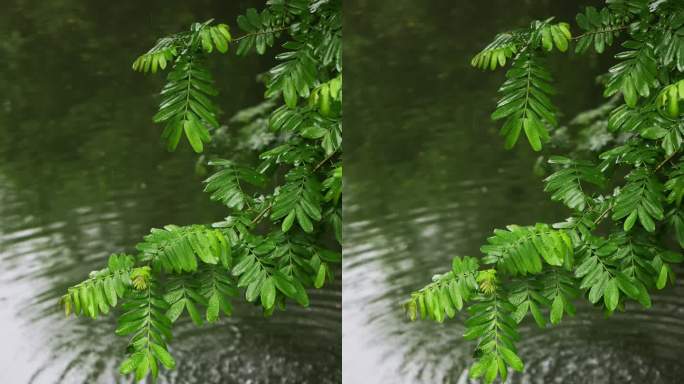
[593,204,613,226]
[314,151,338,172]
[250,202,273,225]
[655,151,679,172]
[232,27,289,43]
[571,25,629,41]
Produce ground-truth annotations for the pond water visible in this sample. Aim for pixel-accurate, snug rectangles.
[0,1,340,383]
[343,1,684,383]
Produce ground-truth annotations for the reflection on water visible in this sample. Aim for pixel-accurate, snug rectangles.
[343,0,684,383]
[0,1,340,382]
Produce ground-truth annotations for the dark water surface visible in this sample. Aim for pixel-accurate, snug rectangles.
[0,1,340,383]
[344,1,684,383]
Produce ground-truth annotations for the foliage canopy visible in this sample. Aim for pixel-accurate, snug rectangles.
[61,0,341,381]
[408,1,684,383]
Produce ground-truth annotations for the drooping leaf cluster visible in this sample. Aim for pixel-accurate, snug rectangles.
[408,2,684,383]
[62,1,341,382]
[133,21,231,153]
[474,18,570,151]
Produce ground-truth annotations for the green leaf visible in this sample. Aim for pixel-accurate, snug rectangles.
[480,224,570,275]
[296,206,314,233]
[149,50,218,152]
[267,48,317,108]
[131,38,178,74]
[544,157,605,211]
[166,299,185,322]
[204,161,267,210]
[604,41,657,107]
[641,126,669,139]
[638,207,656,232]
[314,263,326,289]
[120,352,144,375]
[406,257,479,322]
[523,117,542,151]
[281,210,296,232]
[260,277,276,309]
[206,292,220,322]
[492,52,556,151]
[500,346,524,372]
[465,290,521,383]
[497,356,508,382]
[104,277,118,307]
[471,33,518,71]
[291,278,310,307]
[550,294,564,325]
[232,254,255,276]
[137,225,227,273]
[575,7,623,54]
[117,284,173,381]
[470,354,493,379]
[484,356,499,384]
[624,210,638,231]
[150,343,176,369]
[62,255,135,318]
[135,353,150,381]
[657,264,668,289]
[270,167,323,233]
[272,272,298,298]
[184,119,204,153]
[186,299,203,326]
[604,278,619,311]
[615,272,639,299]
[529,300,546,328]
[612,169,664,233]
[588,272,608,304]
[301,126,328,139]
